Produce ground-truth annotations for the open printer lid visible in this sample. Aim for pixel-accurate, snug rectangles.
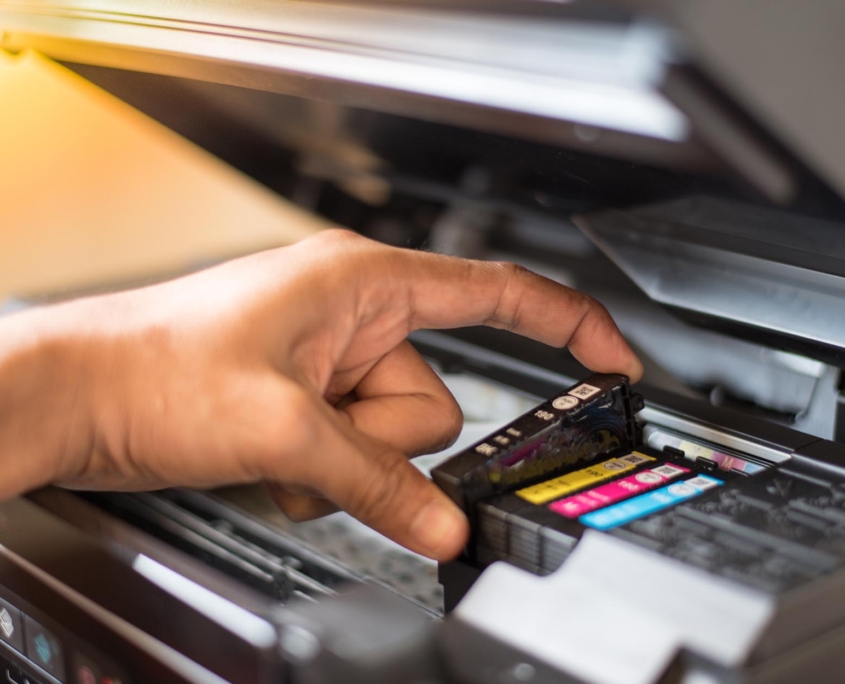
[2,0,845,364]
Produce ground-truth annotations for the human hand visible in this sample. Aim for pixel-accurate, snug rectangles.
[0,230,642,560]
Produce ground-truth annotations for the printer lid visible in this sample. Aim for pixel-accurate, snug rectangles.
[2,0,845,363]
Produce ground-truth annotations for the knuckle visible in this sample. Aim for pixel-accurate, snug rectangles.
[490,260,530,281]
[578,290,601,310]
[582,295,613,325]
[314,227,361,245]
[488,262,532,331]
[311,229,383,261]
[309,229,387,274]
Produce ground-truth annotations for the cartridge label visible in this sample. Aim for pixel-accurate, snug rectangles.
[569,383,602,401]
[548,463,689,518]
[516,452,654,505]
[579,475,723,530]
[552,395,580,411]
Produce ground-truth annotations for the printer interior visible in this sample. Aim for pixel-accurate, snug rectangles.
[2,1,845,683]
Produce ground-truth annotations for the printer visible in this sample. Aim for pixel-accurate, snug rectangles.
[2,1,845,682]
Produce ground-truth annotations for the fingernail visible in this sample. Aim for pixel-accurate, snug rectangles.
[410,499,467,559]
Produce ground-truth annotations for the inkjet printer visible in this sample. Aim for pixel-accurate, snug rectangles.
[2,1,845,682]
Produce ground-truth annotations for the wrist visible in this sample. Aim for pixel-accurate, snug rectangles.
[0,306,96,499]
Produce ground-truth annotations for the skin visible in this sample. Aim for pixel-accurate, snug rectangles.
[0,229,642,561]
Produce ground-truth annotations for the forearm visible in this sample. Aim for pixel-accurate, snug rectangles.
[0,308,94,499]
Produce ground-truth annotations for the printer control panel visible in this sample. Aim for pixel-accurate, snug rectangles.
[0,589,129,684]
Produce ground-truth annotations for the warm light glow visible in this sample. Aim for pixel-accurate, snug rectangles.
[0,50,328,300]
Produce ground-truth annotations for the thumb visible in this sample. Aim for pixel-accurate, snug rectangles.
[277,394,469,561]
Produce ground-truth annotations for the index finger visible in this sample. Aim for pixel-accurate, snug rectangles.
[388,251,643,382]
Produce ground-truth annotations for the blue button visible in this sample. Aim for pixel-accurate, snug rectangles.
[24,615,65,682]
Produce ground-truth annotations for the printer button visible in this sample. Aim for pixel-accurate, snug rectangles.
[23,617,65,683]
[0,598,24,654]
